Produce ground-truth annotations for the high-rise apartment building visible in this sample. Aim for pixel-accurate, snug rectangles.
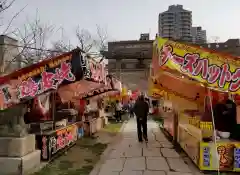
[191,26,207,44]
[158,5,192,42]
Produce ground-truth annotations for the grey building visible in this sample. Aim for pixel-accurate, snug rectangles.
[191,26,207,44]
[103,34,153,92]
[158,5,192,42]
[0,35,22,75]
[197,39,240,56]
[140,33,150,41]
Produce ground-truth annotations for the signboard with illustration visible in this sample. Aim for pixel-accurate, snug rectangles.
[0,49,83,110]
[36,123,78,161]
[152,37,240,94]
[88,60,106,83]
[199,142,240,172]
[81,56,106,83]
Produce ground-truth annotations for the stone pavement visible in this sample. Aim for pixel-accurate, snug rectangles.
[92,118,203,175]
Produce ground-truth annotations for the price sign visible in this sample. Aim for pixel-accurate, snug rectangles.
[203,146,210,167]
[234,148,240,168]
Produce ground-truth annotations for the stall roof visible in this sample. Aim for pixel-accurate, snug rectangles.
[83,89,119,100]
[150,70,206,103]
[58,80,108,102]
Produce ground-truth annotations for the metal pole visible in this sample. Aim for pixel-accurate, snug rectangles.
[119,59,122,83]
[52,91,56,130]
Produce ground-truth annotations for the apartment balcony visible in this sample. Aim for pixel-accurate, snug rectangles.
[162,34,174,38]
[162,16,174,19]
[162,21,174,25]
[162,29,174,32]
[162,22,174,26]
[182,34,191,38]
[162,26,174,31]
[162,19,174,23]
[162,24,174,28]
[181,35,192,39]
[180,25,191,29]
[181,20,191,25]
[161,13,174,17]
[180,12,191,16]
[162,30,174,34]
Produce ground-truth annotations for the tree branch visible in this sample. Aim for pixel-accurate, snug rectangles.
[3,14,56,71]
[0,0,15,13]
[2,4,27,35]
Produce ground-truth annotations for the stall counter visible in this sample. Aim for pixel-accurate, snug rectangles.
[178,123,240,172]
[178,123,202,165]
[199,141,240,172]
[35,122,80,161]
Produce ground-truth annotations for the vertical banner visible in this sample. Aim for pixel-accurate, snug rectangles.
[81,56,106,84]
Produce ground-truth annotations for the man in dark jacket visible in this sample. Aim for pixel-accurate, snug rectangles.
[133,95,149,142]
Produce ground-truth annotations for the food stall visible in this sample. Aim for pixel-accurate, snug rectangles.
[148,37,240,172]
[0,48,85,161]
[58,57,120,136]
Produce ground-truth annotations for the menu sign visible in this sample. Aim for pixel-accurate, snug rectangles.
[89,60,105,83]
[37,123,78,161]
[0,49,83,110]
[81,55,91,79]
[81,56,105,83]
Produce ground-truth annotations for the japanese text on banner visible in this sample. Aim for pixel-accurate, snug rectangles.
[154,37,240,94]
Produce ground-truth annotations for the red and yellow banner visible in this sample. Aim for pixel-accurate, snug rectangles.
[152,37,240,94]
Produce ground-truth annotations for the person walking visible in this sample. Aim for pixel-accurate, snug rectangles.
[129,98,135,118]
[115,100,122,122]
[133,95,149,142]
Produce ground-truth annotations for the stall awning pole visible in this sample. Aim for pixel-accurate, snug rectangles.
[208,88,220,175]
[52,91,56,130]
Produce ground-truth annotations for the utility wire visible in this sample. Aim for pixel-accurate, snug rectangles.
[0,42,104,55]
[0,43,65,53]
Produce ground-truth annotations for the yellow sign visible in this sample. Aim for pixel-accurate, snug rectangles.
[199,142,240,172]
[121,87,128,96]
[153,37,240,94]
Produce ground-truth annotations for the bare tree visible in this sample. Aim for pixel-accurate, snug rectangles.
[95,24,108,53]
[52,40,73,53]
[0,0,27,35]
[2,15,56,71]
[18,15,55,61]
[0,0,14,11]
[75,26,94,53]
[0,0,28,74]
[52,25,108,57]
[51,27,74,54]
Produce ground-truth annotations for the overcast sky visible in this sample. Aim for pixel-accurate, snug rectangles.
[2,0,240,46]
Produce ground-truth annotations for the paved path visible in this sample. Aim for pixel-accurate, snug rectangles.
[93,118,203,175]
